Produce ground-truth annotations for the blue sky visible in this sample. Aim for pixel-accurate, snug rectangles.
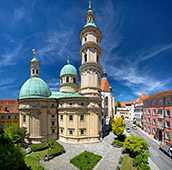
[0,0,172,102]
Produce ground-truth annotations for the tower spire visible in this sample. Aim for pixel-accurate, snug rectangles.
[89,1,91,9]
[32,49,36,58]
[67,56,70,64]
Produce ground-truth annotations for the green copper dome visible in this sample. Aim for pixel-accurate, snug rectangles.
[31,58,39,62]
[84,23,97,28]
[60,64,78,77]
[19,77,51,99]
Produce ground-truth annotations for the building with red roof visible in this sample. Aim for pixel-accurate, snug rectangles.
[143,90,172,145]
[0,99,19,129]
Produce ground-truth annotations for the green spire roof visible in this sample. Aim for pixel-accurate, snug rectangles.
[60,64,78,77]
[19,77,51,99]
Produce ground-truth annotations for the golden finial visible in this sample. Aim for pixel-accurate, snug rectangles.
[89,1,91,9]
[67,56,70,64]
[32,49,36,58]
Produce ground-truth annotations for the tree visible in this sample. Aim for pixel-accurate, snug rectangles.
[115,101,121,114]
[0,132,31,170]
[111,117,125,137]
[4,124,30,144]
[133,150,150,167]
[124,134,150,157]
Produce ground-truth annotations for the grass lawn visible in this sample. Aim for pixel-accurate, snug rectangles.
[25,148,50,170]
[70,150,102,170]
[120,154,137,170]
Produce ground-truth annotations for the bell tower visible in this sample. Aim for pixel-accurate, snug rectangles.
[30,49,40,78]
[79,1,103,98]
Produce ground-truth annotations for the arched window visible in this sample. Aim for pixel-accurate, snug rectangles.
[32,69,35,74]
[159,100,163,106]
[73,77,76,83]
[36,70,38,74]
[105,97,108,106]
[97,54,99,63]
[61,78,63,84]
[69,115,73,121]
[85,37,87,42]
[66,77,69,83]
[84,53,87,62]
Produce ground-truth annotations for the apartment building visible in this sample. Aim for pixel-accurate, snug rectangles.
[0,99,19,129]
[143,90,172,145]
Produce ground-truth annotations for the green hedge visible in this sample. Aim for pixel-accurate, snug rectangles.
[30,143,49,152]
[48,142,65,158]
[112,139,123,147]
[70,150,102,170]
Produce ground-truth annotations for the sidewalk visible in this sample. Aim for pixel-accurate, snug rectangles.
[137,127,161,145]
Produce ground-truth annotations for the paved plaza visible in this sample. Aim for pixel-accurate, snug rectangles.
[42,132,122,170]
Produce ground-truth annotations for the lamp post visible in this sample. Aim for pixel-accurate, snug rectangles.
[37,153,40,165]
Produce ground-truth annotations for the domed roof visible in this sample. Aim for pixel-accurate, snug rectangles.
[19,77,51,99]
[60,64,78,77]
[31,58,39,62]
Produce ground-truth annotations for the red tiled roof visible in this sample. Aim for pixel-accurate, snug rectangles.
[0,99,19,113]
[101,78,111,92]
[114,93,147,106]
[145,89,172,100]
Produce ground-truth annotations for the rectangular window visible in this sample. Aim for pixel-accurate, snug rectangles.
[23,115,26,122]
[69,115,73,121]
[165,109,171,117]
[60,115,63,120]
[52,129,55,133]
[52,115,55,118]
[153,109,157,115]
[52,121,55,126]
[81,129,84,135]
[13,115,18,119]
[159,100,163,106]
[80,115,84,121]
[7,115,11,119]
[69,130,73,135]
[0,115,5,119]
[61,129,63,133]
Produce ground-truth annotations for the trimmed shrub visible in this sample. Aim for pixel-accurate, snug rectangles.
[70,150,102,170]
[29,143,49,152]
[46,140,55,147]
[112,140,123,147]
[48,142,65,158]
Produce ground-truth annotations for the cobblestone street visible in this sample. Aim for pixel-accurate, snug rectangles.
[42,132,121,170]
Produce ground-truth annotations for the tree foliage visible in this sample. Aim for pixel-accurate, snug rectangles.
[0,132,30,170]
[4,124,30,144]
[124,134,150,157]
[111,117,125,137]
[133,150,150,167]
[115,101,121,114]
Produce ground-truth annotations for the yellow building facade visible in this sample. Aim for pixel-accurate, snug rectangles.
[19,3,103,144]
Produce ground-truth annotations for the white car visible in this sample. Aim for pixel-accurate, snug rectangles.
[126,127,131,133]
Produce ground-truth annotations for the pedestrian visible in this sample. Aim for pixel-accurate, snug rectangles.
[45,154,48,161]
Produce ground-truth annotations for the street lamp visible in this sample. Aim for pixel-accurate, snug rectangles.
[37,153,40,165]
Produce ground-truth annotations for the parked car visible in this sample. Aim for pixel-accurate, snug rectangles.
[159,144,172,158]
[126,127,131,133]
[132,125,137,130]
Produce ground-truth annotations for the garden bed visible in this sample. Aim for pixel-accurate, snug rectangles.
[70,150,102,170]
